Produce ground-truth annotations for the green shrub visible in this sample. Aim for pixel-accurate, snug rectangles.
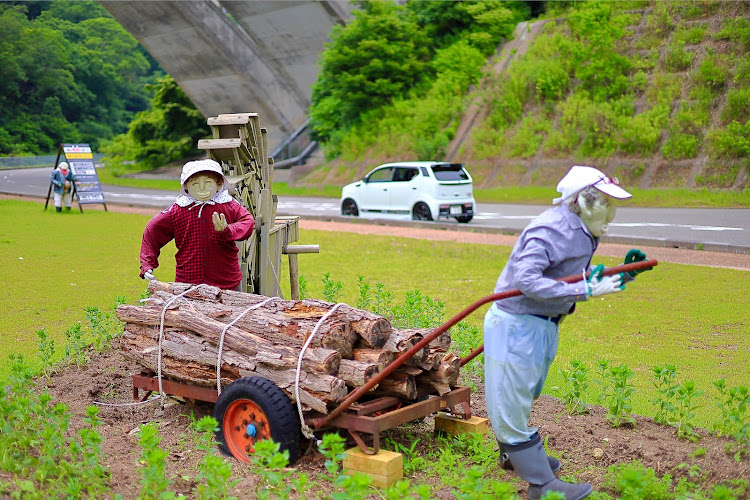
[716,18,750,51]
[618,106,668,155]
[692,54,730,92]
[673,24,707,45]
[604,461,672,499]
[734,56,750,87]
[721,86,750,123]
[664,41,694,72]
[662,131,700,160]
[706,121,750,158]
[641,2,674,48]
[507,114,550,158]
[567,2,632,100]
[631,49,659,71]
[530,58,570,102]
[673,103,710,136]
[646,72,683,106]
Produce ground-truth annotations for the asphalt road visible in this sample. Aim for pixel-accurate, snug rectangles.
[3,167,749,253]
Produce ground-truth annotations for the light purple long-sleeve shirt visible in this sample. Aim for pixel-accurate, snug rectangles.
[493,203,595,317]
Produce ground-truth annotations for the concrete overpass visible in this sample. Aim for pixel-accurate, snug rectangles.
[100,1,353,151]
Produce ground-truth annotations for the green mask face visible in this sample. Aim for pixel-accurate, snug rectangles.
[578,193,615,237]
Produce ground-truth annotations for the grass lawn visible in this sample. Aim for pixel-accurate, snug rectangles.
[1,198,747,428]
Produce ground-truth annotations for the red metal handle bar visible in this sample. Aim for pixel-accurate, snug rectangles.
[312,259,658,429]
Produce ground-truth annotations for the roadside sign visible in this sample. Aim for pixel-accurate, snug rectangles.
[44,143,108,212]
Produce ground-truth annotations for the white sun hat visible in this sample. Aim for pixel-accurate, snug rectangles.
[179,159,227,192]
[173,159,233,209]
[553,165,632,204]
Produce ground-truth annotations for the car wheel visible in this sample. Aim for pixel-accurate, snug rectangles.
[341,198,359,216]
[455,215,473,223]
[412,202,433,221]
[214,376,301,464]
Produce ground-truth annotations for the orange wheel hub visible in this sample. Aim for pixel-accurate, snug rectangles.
[222,398,272,462]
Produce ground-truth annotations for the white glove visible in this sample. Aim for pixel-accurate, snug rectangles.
[144,269,156,282]
[586,271,624,297]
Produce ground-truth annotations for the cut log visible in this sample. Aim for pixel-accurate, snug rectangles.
[352,348,396,371]
[121,283,463,410]
[116,304,342,373]
[417,352,461,392]
[148,282,391,347]
[381,328,428,366]
[372,372,417,400]
[149,292,357,359]
[121,325,346,413]
[337,359,379,387]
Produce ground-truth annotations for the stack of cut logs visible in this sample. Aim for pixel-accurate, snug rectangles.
[115,282,460,414]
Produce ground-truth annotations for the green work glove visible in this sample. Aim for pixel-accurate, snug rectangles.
[623,249,652,277]
[586,264,625,298]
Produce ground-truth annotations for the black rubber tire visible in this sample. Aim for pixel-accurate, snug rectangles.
[412,202,433,221]
[214,376,301,464]
[455,215,473,223]
[341,198,359,216]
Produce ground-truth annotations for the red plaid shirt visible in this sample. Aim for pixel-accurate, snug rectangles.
[140,200,254,289]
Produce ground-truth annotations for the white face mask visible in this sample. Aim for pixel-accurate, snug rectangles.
[578,193,616,237]
[186,174,219,201]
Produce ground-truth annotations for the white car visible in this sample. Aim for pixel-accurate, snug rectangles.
[340,161,476,223]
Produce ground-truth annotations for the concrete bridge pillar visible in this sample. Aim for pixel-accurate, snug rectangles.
[100,1,352,149]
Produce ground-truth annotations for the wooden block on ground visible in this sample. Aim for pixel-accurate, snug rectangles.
[434,413,489,436]
[343,447,403,488]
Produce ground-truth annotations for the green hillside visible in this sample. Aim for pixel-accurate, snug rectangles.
[302,1,749,195]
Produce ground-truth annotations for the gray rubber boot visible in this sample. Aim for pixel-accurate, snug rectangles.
[499,436,560,472]
[503,434,592,500]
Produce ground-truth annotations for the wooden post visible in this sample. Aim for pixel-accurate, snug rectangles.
[289,254,300,300]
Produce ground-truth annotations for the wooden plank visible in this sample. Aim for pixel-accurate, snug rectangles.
[208,116,250,126]
[198,138,242,149]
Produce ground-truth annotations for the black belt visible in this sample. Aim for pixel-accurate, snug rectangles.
[530,314,564,324]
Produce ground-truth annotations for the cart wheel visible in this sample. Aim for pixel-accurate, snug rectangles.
[214,376,301,464]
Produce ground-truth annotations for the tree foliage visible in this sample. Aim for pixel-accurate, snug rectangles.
[0,2,157,155]
[310,0,530,156]
[100,75,210,171]
[310,1,432,147]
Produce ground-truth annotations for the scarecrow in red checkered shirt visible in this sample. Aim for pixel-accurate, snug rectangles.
[139,159,254,290]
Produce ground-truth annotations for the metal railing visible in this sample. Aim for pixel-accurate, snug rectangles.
[270,119,317,169]
[0,154,105,169]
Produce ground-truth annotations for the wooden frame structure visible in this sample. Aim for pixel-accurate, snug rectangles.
[197,113,317,299]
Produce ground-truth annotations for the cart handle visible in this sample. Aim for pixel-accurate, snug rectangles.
[312,259,658,429]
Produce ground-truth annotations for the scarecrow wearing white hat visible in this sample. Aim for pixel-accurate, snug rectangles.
[140,159,254,290]
[484,166,651,499]
[50,162,75,212]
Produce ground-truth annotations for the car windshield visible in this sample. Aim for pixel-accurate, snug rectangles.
[431,163,469,181]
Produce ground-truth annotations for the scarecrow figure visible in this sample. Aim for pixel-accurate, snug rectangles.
[140,159,254,290]
[484,165,651,499]
[50,162,75,212]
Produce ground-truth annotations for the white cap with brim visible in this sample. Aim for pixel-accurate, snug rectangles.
[180,159,227,192]
[174,158,233,207]
[553,165,632,204]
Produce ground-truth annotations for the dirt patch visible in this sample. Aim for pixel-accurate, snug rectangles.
[35,348,749,499]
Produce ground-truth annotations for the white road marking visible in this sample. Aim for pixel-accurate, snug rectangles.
[610,222,741,232]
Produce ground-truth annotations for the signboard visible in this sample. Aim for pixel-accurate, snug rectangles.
[63,144,106,205]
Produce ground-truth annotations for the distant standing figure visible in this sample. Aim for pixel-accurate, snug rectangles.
[50,162,75,212]
[139,159,255,290]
